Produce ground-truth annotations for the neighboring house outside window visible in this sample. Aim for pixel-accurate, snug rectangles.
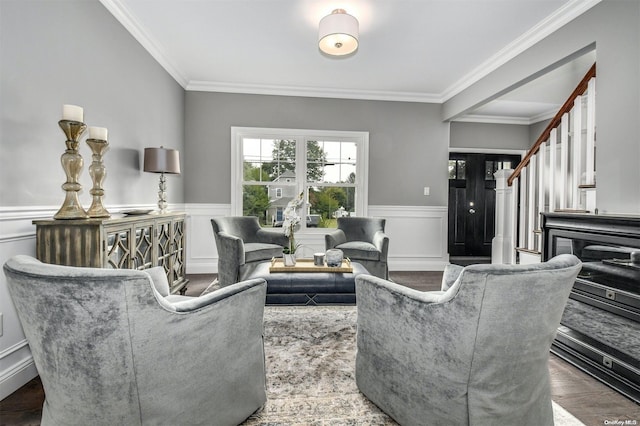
[231,127,369,228]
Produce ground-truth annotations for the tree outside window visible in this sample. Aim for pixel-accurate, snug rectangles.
[231,128,368,228]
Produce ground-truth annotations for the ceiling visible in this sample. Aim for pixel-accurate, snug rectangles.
[100,0,599,124]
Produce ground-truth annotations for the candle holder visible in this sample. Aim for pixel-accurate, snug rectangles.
[54,120,89,220]
[86,138,110,218]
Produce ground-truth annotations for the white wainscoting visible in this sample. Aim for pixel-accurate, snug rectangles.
[184,203,232,274]
[0,207,48,399]
[0,202,450,398]
[185,204,450,274]
[0,204,158,399]
[369,205,450,271]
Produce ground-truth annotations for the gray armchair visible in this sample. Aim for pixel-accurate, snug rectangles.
[325,217,389,279]
[211,216,288,286]
[355,254,582,426]
[3,255,267,426]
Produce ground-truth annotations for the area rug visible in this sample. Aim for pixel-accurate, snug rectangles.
[238,305,584,425]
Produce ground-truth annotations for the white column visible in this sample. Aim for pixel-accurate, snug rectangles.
[492,169,515,264]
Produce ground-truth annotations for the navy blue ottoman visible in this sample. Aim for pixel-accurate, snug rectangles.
[245,261,369,305]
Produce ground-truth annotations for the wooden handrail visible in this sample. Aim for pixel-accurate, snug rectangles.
[508,63,596,186]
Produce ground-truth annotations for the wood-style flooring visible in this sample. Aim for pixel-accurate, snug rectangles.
[1,272,638,426]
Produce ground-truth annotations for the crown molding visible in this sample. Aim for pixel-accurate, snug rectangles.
[453,106,558,125]
[99,0,189,88]
[186,80,443,103]
[529,109,557,124]
[440,0,601,102]
[101,0,599,104]
[452,114,533,125]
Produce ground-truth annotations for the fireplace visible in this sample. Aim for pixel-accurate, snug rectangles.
[542,213,640,403]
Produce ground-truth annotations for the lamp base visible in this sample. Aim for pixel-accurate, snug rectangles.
[157,172,168,213]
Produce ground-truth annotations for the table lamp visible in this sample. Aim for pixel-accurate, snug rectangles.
[143,146,181,213]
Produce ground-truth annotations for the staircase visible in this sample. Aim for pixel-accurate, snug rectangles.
[499,64,597,264]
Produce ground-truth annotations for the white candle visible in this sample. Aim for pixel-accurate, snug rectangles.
[88,126,108,140]
[62,104,83,122]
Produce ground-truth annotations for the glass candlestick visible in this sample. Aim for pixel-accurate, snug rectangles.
[54,120,89,220]
[86,138,110,218]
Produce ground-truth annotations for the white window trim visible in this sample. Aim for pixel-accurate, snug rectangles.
[231,127,369,224]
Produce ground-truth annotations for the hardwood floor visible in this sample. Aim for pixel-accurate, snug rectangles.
[1,272,638,426]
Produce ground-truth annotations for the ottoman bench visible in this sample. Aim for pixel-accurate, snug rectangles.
[245,260,369,305]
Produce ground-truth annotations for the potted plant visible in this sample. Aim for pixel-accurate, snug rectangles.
[282,192,303,266]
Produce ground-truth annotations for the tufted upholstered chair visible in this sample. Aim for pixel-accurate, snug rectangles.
[325,217,389,279]
[211,216,288,287]
[355,254,582,426]
[3,255,267,426]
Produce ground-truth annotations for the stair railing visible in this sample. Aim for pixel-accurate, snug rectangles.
[494,64,596,263]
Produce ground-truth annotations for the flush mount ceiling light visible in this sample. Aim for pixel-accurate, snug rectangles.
[318,9,359,56]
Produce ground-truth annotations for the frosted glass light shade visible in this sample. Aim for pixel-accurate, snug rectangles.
[318,9,359,56]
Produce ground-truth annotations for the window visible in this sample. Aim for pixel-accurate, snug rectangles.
[448,159,466,179]
[231,127,369,228]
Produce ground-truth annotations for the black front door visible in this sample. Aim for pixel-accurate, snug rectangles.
[448,153,521,257]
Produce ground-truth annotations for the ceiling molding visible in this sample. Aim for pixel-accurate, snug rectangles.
[440,0,601,102]
[454,106,558,125]
[101,0,600,104]
[529,110,557,124]
[99,0,189,88]
[186,80,443,103]
[452,114,533,125]
[449,147,527,156]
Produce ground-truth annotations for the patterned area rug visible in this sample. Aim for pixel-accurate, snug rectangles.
[238,305,584,425]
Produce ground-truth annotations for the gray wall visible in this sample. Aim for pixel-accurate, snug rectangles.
[450,122,530,151]
[529,119,551,146]
[0,0,185,208]
[443,1,640,214]
[184,92,450,206]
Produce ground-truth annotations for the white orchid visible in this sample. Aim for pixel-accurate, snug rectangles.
[282,192,304,253]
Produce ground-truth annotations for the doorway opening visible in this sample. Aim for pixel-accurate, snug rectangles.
[448,152,521,263]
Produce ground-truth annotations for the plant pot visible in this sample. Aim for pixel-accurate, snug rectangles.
[283,253,296,266]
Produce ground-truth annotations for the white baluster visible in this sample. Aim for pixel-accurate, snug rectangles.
[572,95,583,209]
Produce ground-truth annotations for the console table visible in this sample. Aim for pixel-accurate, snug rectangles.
[33,212,188,294]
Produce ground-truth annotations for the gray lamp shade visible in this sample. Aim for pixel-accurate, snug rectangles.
[143,147,181,175]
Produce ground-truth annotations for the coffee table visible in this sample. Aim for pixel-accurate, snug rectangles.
[245,259,369,305]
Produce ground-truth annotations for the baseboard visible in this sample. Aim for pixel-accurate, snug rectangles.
[0,357,37,401]
[389,258,449,271]
[186,262,218,274]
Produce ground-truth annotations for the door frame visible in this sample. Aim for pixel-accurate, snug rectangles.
[448,148,525,258]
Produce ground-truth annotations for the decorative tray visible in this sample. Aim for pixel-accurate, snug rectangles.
[122,209,154,216]
[269,257,353,273]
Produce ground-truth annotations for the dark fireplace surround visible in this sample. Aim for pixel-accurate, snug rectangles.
[542,213,640,403]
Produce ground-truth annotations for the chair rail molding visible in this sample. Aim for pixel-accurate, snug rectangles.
[185,203,233,274]
[0,203,176,399]
[368,205,449,271]
[185,203,449,274]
